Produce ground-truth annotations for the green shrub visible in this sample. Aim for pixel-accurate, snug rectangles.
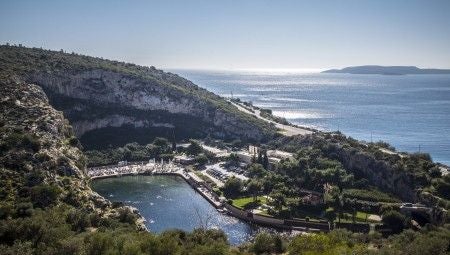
[15,202,33,217]
[251,232,285,254]
[30,184,61,208]
[382,210,406,234]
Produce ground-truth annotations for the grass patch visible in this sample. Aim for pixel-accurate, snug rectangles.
[340,211,381,223]
[232,196,267,210]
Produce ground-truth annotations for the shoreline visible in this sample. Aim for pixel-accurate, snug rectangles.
[88,163,332,233]
[88,162,223,208]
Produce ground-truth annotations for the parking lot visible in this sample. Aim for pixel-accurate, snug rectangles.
[201,162,249,186]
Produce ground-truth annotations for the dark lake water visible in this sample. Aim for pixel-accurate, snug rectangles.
[91,175,255,245]
[173,70,450,165]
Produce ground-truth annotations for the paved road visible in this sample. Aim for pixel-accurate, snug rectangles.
[229,100,313,136]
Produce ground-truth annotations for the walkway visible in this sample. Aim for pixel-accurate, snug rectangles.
[88,160,183,179]
[229,100,313,136]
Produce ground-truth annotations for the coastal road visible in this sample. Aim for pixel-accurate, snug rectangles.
[229,100,313,136]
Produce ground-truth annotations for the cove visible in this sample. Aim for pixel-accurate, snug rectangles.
[91,175,256,245]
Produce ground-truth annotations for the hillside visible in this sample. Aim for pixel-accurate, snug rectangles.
[1,46,450,254]
[322,65,450,75]
[0,45,276,150]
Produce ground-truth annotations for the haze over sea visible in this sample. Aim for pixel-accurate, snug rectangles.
[174,70,450,166]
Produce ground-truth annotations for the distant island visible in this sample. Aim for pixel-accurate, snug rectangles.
[322,65,450,75]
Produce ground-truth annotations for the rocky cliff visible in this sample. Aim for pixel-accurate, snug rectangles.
[0,76,146,229]
[0,77,103,210]
[0,46,276,149]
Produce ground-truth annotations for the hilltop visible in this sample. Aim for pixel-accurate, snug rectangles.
[322,65,450,75]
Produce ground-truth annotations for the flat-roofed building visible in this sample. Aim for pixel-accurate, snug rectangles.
[174,154,195,165]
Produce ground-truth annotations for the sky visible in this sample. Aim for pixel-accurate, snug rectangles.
[1,0,450,70]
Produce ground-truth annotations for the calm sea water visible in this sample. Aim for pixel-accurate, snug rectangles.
[173,70,450,166]
[91,175,255,245]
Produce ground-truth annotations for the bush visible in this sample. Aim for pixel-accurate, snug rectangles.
[67,209,91,232]
[194,154,208,166]
[221,177,243,199]
[117,207,138,224]
[251,232,285,254]
[15,202,33,217]
[30,184,61,208]
[186,140,203,156]
[382,210,406,234]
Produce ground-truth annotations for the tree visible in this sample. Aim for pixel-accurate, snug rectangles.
[247,180,262,202]
[350,200,357,224]
[171,140,177,152]
[186,140,203,156]
[248,163,266,178]
[382,210,406,234]
[226,153,240,166]
[325,207,336,224]
[153,137,169,155]
[257,151,263,164]
[194,154,208,166]
[362,205,370,222]
[332,192,344,224]
[262,151,269,169]
[269,191,286,212]
[222,177,243,198]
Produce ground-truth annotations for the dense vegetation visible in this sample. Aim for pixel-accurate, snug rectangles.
[269,133,450,210]
[85,138,175,166]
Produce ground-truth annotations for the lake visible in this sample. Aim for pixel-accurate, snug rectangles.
[91,175,256,245]
[173,70,450,165]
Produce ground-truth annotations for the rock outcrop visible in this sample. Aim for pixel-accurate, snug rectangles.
[0,77,146,229]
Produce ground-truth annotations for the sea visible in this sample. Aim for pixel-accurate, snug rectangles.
[172,70,450,166]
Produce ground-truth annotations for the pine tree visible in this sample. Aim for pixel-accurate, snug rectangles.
[262,151,269,169]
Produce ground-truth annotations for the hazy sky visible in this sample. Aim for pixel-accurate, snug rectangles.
[1,0,450,70]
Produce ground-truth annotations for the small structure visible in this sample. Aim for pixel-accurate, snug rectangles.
[236,151,253,164]
[118,160,128,166]
[235,145,295,169]
[399,203,448,225]
[200,143,231,158]
[173,154,195,165]
[267,149,294,160]
[299,189,324,205]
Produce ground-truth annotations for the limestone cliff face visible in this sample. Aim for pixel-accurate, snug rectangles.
[0,46,275,148]
[26,69,272,146]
